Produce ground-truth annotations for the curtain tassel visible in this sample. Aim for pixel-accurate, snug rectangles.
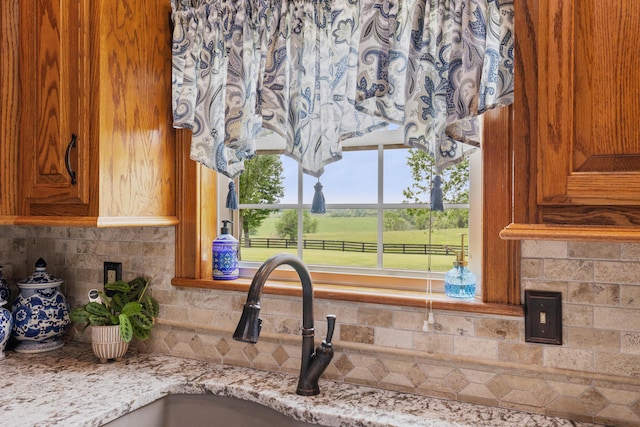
[430,175,444,211]
[311,179,326,214]
[226,181,238,210]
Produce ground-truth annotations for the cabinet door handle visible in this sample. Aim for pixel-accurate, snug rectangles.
[65,134,77,185]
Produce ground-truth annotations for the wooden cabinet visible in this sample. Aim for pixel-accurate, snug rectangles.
[17,0,176,227]
[0,1,19,220]
[510,0,640,230]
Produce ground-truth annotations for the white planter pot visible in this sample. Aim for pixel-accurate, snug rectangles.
[91,325,129,363]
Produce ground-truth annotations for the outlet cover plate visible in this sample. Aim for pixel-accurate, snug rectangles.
[525,290,562,345]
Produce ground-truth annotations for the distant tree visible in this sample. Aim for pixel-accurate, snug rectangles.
[239,155,285,247]
[275,210,318,240]
[383,211,410,231]
[402,149,469,229]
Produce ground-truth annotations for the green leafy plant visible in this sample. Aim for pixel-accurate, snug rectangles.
[70,277,159,342]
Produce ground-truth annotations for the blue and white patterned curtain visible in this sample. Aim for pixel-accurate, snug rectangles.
[170,0,514,178]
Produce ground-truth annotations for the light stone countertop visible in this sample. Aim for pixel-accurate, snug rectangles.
[0,342,605,427]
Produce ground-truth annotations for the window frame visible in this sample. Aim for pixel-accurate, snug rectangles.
[172,104,522,317]
[227,139,475,293]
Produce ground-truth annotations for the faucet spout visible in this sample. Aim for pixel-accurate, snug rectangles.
[233,253,335,396]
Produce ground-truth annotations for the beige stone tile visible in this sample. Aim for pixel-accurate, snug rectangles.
[444,369,469,393]
[568,327,620,352]
[358,306,393,327]
[598,387,640,406]
[596,405,640,426]
[521,240,567,259]
[392,309,424,331]
[212,310,242,331]
[188,307,216,325]
[568,242,620,260]
[273,317,302,336]
[544,259,594,282]
[260,296,303,317]
[366,358,390,381]
[486,375,513,399]
[548,381,589,398]
[543,347,594,371]
[375,327,413,349]
[594,306,640,332]
[339,324,374,344]
[621,285,640,308]
[416,378,456,400]
[521,259,544,279]
[501,389,544,411]
[317,302,358,324]
[521,280,569,297]
[622,332,640,354]
[419,363,454,379]
[568,282,619,306]
[498,342,543,365]
[432,313,474,336]
[453,336,498,360]
[563,303,594,327]
[344,367,378,385]
[459,369,495,385]
[594,261,640,285]
[459,383,498,401]
[118,241,144,256]
[413,332,453,354]
[475,318,520,340]
[595,352,640,378]
[546,396,598,420]
[252,353,279,369]
[621,243,640,261]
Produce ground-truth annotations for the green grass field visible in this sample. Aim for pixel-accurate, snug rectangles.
[240,214,467,272]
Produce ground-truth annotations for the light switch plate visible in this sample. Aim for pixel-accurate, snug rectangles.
[525,290,562,345]
[103,262,122,295]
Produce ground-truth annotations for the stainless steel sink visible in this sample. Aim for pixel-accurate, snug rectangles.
[103,394,329,427]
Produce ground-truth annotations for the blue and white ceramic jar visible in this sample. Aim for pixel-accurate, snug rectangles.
[11,258,70,353]
[0,298,12,359]
[0,265,10,304]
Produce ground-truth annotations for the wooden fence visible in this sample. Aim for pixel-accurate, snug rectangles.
[241,237,461,256]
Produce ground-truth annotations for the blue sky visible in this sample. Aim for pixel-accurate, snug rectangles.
[280,149,415,205]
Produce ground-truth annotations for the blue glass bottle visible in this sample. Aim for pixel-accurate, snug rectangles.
[444,235,476,299]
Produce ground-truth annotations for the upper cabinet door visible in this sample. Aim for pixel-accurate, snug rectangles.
[538,1,640,208]
[19,1,90,212]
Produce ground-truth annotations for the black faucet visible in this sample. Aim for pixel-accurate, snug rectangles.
[233,253,336,396]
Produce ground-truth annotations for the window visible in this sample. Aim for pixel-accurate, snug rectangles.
[221,129,481,294]
[173,105,521,316]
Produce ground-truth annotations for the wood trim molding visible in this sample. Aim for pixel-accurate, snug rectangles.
[501,223,640,242]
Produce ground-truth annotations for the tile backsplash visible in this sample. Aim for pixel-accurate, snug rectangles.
[2,226,640,426]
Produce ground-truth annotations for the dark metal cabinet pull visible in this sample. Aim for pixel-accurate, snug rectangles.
[65,134,77,185]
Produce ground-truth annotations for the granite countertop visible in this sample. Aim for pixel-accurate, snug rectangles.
[0,342,603,427]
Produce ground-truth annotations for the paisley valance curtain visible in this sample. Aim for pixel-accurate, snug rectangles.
[170,0,514,178]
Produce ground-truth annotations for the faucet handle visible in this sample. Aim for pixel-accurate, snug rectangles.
[324,314,336,345]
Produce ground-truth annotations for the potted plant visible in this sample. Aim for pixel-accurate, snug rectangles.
[70,277,159,362]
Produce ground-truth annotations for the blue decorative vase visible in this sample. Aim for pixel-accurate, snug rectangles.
[11,258,70,353]
[212,220,239,280]
[0,299,12,360]
[0,265,10,304]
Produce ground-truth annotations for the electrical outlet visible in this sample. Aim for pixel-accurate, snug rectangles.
[103,261,122,287]
[525,290,562,345]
